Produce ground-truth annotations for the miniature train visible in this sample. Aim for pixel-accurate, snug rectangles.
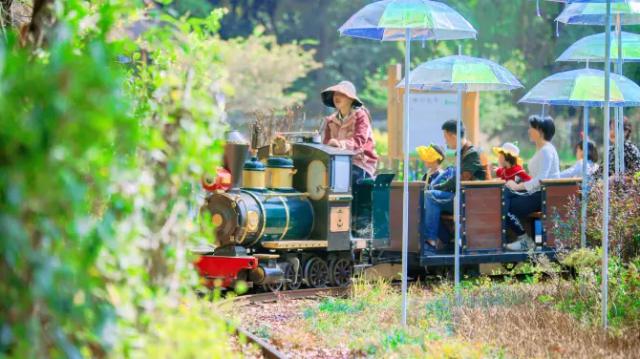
[194,134,581,291]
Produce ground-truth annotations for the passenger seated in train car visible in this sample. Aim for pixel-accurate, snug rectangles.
[559,140,599,178]
[320,80,379,185]
[416,144,446,184]
[493,142,531,183]
[420,120,487,253]
[593,117,640,178]
[504,115,560,251]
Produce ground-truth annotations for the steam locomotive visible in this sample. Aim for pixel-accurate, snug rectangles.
[194,133,581,291]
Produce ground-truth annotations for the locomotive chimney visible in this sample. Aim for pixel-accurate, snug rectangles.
[223,130,250,189]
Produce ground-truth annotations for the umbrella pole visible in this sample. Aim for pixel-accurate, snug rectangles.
[602,0,612,330]
[454,89,463,304]
[581,107,590,248]
[401,28,411,327]
[615,15,623,177]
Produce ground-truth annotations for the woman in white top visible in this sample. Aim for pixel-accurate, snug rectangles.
[559,140,599,178]
[504,115,560,251]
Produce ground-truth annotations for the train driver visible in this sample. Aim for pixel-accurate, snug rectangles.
[320,81,378,185]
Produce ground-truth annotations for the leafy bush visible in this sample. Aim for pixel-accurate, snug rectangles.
[1,1,242,357]
[0,1,138,356]
[553,177,640,262]
[219,27,321,114]
[137,298,243,359]
[557,249,640,331]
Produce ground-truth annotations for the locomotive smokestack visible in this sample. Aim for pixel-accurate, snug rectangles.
[224,130,250,189]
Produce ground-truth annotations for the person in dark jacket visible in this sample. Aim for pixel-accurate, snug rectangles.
[420,120,486,252]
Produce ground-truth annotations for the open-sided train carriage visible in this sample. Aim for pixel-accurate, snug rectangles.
[383,178,581,270]
[194,135,583,291]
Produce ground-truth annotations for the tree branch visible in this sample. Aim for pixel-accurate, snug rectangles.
[24,0,54,46]
[0,0,13,30]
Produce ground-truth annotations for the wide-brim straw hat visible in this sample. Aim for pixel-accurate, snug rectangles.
[321,80,363,108]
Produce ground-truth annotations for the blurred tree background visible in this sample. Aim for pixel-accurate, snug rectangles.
[184,0,640,158]
[2,0,640,357]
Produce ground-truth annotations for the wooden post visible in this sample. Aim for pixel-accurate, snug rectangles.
[462,92,480,146]
[387,64,403,159]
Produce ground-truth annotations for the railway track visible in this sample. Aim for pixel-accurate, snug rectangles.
[223,267,569,358]
[232,324,287,359]
[226,286,349,359]
[236,286,349,304]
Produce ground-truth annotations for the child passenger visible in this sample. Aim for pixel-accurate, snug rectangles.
[493,142,531,183]
[416,144,446,185]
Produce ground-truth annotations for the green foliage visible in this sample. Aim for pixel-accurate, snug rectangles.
[0,1,138,356]
[479,92,522,139]
[372,129,388,158]
[139,299,241,359]
[359,65,388,111]
[557,249,640,331]
[167,0,215,18]
[219,27,321,114]
[375,329,420,354]
[1,1,239,357]
[317,298,364,314]
[302,278,496,357]
[553,177,640,261]
[107,7,236,356]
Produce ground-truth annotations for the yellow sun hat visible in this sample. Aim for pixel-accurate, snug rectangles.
[416,144,445,163]
[492,142,523,166]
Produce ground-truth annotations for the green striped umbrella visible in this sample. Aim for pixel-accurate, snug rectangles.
[338,0,477,40]
[397,55,523,92]
[339,0,476,321]
[519,69,640,106]
[557,31,640,62]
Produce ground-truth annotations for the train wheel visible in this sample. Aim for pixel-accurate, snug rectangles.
[263,280,284,292]
[283,263,302,290]
[304,257,329,288]
[329,258,353,287]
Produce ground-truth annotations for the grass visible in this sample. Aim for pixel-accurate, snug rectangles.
[298,275,639,358]
[301,279,498,358]
[224,254,640,358]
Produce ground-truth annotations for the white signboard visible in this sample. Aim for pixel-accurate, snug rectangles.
[407,92,458,152]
